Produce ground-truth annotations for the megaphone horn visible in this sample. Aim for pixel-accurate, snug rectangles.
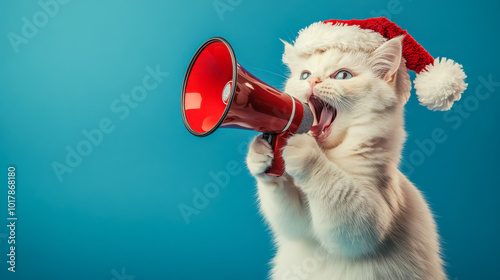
[181,37,313,176]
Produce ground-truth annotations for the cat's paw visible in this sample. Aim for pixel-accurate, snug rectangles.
[283,134,321,181]
[246,136,274,179]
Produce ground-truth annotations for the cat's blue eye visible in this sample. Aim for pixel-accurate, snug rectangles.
[300,71,311,80]
[332,70,353,80]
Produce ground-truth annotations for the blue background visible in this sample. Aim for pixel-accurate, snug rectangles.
[1,0,499,279]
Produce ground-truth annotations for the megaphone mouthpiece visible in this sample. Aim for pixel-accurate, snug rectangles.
[297,104,313,134]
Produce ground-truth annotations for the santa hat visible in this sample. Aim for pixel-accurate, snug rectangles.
[283,17,467,111]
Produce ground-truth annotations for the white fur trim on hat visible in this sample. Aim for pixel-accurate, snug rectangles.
[282,22,386,64]
[414,58,467,111]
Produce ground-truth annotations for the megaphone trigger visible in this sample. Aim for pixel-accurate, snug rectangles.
[262,131,293,176]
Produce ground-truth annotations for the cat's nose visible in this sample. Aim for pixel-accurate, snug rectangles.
[308,76,321,89]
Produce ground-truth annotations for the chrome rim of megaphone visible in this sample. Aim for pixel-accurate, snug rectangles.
[181,37,237,137]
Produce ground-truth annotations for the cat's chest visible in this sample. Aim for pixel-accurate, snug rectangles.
[321,148,359,171]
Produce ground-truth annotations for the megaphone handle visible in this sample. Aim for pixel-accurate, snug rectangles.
[263,132,292,177]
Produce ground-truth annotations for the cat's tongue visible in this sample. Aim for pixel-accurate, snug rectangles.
[308,96,335,140]
[310,107,334,137]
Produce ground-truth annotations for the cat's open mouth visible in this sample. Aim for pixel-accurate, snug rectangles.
[308,95,336,141]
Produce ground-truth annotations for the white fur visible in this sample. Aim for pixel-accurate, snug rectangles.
[414,57,467,111]
[247,30,445,279]
[283,22,386,60]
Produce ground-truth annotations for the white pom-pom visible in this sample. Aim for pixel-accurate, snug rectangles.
[414,57,467,111]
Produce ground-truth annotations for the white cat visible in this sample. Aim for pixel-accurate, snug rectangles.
[246,23,447,280]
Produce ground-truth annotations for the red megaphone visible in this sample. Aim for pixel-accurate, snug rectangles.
[181,37,313,176]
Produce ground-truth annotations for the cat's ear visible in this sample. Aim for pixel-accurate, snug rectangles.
[370,35,404,83]
[280,39,294,55]
[281,39,299,68]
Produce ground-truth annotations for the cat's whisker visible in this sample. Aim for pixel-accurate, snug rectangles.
[338,98,351,110]
[315,90,353,112]
[286,28,294,43]
[334,95,354,111]
[250,67,289,80]
[272,64,288,76]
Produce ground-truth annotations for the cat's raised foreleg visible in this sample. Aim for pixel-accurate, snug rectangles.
[283,134,393,257]
[246,136,312,240]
